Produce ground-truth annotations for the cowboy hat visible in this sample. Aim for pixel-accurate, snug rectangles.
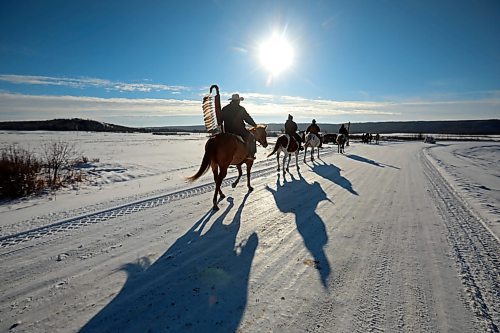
[228,93,244,101]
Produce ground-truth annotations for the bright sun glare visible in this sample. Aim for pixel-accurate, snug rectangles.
[259,33,294,76]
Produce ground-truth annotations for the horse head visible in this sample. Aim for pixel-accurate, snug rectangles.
[250,124,268,148]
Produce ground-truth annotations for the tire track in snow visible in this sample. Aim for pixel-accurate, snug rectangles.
[422,151,500,332]
[350,224,401,333]
[0,165,281,249]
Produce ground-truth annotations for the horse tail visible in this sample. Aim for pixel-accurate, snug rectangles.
[267,140,280,157]
[267,136,286,157]
[186,138,215,182]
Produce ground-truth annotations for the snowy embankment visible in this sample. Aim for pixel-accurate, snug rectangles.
[0,131,498,332]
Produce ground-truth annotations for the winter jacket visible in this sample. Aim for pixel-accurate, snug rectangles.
[221,102,257,137]
[284,119,298,135]
[339,125,348,136]
[306,123,320,135]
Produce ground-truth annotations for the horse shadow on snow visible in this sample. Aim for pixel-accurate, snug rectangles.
[345,154,400,170]
[310,160,359,196]
[266,173,332,288]
[80,194,257,333]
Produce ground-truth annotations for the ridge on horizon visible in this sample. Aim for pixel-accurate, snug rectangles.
[0,118,499,135]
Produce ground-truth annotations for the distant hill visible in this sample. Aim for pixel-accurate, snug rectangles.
[0,118,147,132]
[1,118,499,135]
[156,119,500,135]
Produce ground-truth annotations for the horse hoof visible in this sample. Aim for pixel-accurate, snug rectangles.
[231,183,237,188]
[213,206,219,211]
[248,187,254,192]
[220,193,226,199]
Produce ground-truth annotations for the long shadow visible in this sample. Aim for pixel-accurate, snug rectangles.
[80,194,257,332]
[266,175,331,288]
[310,160,358,196]
[346,154,400,170]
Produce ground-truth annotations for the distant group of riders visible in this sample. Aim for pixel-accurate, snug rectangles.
[361,133,380,144]
[220,93,349,160]
[190,91,351,210]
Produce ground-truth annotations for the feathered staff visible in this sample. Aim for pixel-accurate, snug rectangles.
[202,84,223,134]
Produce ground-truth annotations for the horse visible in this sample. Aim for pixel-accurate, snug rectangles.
[336,134,347,154]
[303,132,321,162]
[187,125,268,211]
[267,134,300,175]
[322,133,337,144]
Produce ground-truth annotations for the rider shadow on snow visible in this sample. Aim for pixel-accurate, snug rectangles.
[310,160,359,196]
[266,174,332,288]
[345,154,400,170]
[80,194,257,333]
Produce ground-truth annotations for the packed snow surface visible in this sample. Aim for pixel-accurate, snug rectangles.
[0,131,498,332]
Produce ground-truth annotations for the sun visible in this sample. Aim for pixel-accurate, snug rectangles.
[258,33,294,76]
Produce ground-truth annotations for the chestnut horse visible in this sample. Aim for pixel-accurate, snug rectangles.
[187,125,268,211]
[267,134,300,175]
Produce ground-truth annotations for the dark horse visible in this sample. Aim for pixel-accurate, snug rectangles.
[336,133,347,154]
[187,125,268,210]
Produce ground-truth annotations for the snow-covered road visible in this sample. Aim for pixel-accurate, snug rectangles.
[1,138,498,332]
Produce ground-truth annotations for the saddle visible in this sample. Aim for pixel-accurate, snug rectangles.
[284,134,299,151]
[223,133,255,159]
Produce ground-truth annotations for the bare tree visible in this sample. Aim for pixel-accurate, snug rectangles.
[43,140,77,187]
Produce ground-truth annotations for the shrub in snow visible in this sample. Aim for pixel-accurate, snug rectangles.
[0,145,44,198]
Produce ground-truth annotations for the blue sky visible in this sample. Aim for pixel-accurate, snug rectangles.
[0,0,499,127]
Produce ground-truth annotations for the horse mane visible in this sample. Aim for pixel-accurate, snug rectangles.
[249,124,267,131]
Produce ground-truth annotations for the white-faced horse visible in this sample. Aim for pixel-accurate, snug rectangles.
[267,134,300,175]
[303,132,321,162]
[336,134,347,154]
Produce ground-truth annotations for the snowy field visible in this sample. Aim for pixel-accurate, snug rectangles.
[0,131,499,332]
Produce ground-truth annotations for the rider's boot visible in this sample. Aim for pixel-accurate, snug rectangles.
[247,137,256,160]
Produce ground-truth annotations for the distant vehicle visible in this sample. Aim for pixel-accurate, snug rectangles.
[424,136,436,144]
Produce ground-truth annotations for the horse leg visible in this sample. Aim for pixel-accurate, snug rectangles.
[284,154,289,174]
[317,147,320,159]
[211,163,225,200]
[311,147,314,161]
[276,151,281,172]
[232,164,242,188]
[213,166,227,211]
[303,146,307,162]
[246,161,254,192]
[295,151,300,170]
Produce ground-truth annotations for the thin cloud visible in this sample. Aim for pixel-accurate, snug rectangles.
[0,92,199,117]
[0,91,498,125]
[0,74,189,93]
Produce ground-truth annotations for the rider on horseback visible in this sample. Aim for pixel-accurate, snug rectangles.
[306,119,321,147]
[285,114,303,150]
[221,93,257,160]
[339,123,349,136]
[339,123,349,148]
